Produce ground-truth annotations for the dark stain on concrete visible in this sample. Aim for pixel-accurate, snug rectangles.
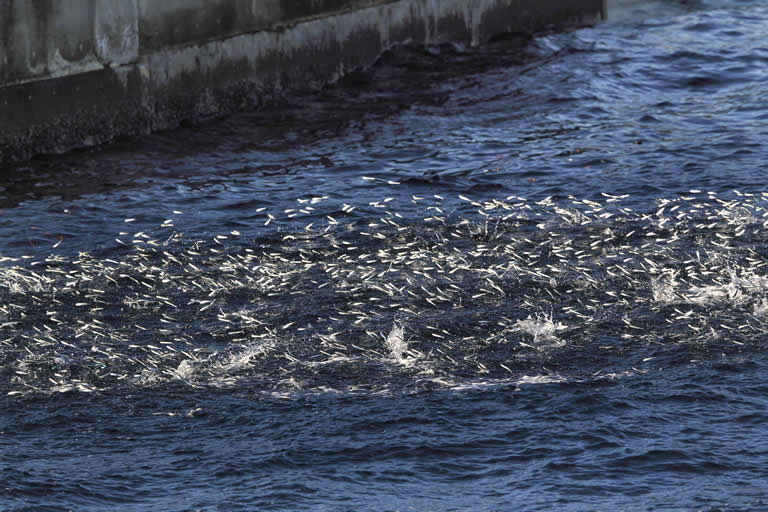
[50,0,94,63]
[0,0,605,163]
[0,67,148,162]
[138,0,395,52]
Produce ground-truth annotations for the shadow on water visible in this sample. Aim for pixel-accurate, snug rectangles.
[0,34,535,209]
[0,0,757,209]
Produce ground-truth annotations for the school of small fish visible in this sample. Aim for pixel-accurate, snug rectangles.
[3,189,768,396]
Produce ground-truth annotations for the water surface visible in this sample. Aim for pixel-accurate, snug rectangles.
[3,1,768,510]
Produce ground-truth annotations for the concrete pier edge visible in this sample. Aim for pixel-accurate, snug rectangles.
[0,0,605,163]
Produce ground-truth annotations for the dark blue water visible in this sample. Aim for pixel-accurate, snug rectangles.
[3,1,768,510]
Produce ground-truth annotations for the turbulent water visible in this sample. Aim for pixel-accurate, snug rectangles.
[4,1,768,510]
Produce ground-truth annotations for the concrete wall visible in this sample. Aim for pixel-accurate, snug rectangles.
[0,0,605,163]
[0,0,138,85]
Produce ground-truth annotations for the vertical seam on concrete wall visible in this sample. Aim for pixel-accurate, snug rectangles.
[136,0,143,57]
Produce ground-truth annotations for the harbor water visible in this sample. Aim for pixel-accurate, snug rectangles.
[3,0,768,510]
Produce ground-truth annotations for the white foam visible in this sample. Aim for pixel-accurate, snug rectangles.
[50,382,98,393]
[174,359,199,380]
[216,344,268,373]
[515,374,566,385]
[385,321,409,362]
[685,270,768,307]
[515,312,567,347]
[651,277,679,304]
[753,298,768,318]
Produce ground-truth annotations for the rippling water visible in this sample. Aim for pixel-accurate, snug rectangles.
[4,1,768,510]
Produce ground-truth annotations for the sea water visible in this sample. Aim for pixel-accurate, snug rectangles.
[3,1,768,510]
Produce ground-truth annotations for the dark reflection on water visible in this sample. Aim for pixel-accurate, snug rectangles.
[3,1,768,510]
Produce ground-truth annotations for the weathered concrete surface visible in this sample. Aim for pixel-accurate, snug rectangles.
[0,0,605,163]
[0,0,139,86]
[138,0,394,52]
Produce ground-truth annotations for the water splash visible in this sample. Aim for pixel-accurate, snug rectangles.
[385,322,409,363]
[4,192,768,396]
[515,312,567,348]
